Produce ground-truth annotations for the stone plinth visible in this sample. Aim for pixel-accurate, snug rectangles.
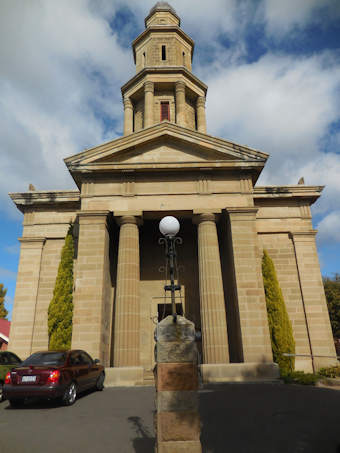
[155,315,202,453]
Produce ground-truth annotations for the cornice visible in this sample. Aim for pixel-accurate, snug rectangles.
[65,122,267,167]
[9,190,80,213]
[121,67,207,96]
[254,185,324,204]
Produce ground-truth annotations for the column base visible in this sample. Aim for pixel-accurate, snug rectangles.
[104,367,144,387]
[200,362,280,383]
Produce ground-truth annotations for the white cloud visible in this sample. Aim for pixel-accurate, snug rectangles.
[204,51,340,222]
[317,211,340,245]
[262,0,340,36]
[0,0,133,216]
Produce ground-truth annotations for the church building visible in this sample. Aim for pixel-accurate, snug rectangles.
[8,3,336,385]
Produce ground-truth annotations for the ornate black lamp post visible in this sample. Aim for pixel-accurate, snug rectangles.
[159,216,182,323]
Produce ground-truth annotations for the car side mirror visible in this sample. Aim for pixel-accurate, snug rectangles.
[94,359,100,365]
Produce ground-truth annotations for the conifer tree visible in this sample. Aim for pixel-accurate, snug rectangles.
[323,274,340,338]
[0,284,8,319]
[48,226,74,350]
[262,250,295,375]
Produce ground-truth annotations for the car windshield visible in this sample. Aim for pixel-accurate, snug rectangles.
[22,352,67,366]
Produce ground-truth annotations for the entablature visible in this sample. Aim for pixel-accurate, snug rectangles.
[9,190,80,213]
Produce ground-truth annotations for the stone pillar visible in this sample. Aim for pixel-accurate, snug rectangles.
[123,97,133,135]
[72,211,112,365]
[196,96,207,133]
[193,212,229,365]
[226,208,273,362]
[8,237,45,359]
[144,81,154,128]
[113,214,141,367]
[155,316,202,453]
[175,81,186,127]
[31,238,66,352]
[291,231,337,370]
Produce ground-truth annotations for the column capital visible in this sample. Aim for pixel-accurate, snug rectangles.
[144,81,154,93]
[175,81,186,92]
[226,207,258,221]
[123,97,133,109]
[76,210,110,225]
[193,212,217,225]
[289,230,317,242]
[115,214,143,227]
[196,96,206,108]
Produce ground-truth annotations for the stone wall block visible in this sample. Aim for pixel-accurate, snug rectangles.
[157,363,199,391]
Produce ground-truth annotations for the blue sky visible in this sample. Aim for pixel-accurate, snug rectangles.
[1,0,340,319]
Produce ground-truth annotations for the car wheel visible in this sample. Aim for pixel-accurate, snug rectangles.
[0,382,3,402]
[95,372,105,391]
[62,382,77,406]
[9,399,24,408]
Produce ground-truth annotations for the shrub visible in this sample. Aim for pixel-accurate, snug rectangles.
[281,371,319,386]
[48,225,74,350]
[323,274,340,339]
[318,366,340,379]
[0,284,8,319]
[262,250,295,375]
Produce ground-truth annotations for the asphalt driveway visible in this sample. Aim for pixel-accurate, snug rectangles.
[0,383,340,453]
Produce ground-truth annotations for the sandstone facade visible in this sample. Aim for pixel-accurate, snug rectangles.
[8,3,336,381]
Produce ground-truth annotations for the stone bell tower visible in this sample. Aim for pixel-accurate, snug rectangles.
[121,1,207,134]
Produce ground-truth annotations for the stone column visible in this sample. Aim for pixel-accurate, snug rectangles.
[144,81,154,128]
[72,211,112,365]
[113,214,141,367]
[175,81,186,127]
[291,231,337,370]
[123,97,133,135]
[226,208,273,363]
[193,212,229,365]
[8,237,45,359]
[196,96,207,133]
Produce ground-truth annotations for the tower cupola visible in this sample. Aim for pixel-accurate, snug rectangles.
[121,3,207,135]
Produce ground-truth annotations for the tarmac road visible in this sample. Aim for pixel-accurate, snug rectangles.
[0,383,340,453]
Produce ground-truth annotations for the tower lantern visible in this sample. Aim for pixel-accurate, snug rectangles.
[121,2,207,134]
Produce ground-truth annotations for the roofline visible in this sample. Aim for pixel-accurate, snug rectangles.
[9,190,80,213]
[254,185,324,204]
[64,122,267,166]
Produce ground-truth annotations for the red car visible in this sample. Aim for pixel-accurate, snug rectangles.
[3,350,105,407]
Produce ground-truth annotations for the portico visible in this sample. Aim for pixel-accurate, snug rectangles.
[8,3,337,384]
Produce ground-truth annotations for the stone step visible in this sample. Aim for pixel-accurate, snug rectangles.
[142,370,155,386]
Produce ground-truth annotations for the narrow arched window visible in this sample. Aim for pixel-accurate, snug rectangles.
[160,101,170,121]
[183,52,185,66]
[161,45,166,61]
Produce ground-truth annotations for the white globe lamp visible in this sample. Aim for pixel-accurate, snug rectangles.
[159,216,180,237]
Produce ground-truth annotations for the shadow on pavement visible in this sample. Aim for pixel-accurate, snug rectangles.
[128,415,156,453]
[199,383,340,453]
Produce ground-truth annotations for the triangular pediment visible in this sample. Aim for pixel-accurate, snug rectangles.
[95,137,241,165]
[65,122,268,169]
